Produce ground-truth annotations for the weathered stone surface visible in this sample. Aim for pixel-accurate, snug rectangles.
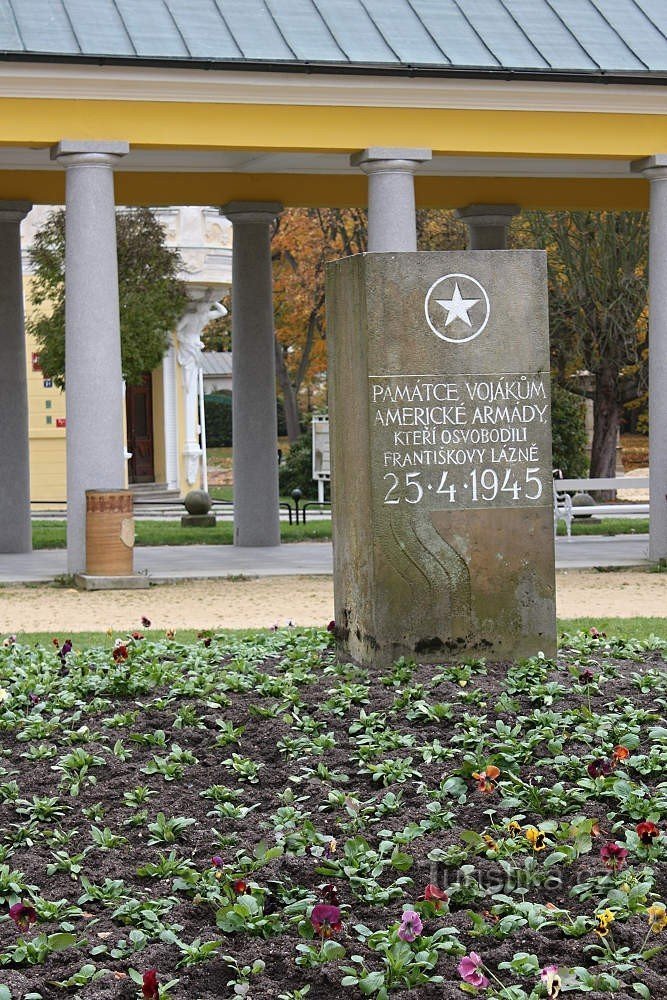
[326,251,556,666]
[74,574,150,591]
[184,489,212,515]
[181,514,217,528]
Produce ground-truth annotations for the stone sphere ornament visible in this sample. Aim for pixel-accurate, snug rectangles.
[184,490,212,515]
[572,492,596,519]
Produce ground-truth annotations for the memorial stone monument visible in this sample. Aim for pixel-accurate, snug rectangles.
[327,252,556,667]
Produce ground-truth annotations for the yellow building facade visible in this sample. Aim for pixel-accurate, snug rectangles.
[22,205,232,508]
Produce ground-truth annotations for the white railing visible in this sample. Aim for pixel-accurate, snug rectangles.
[555,477,650,533]
[558,477,649,492]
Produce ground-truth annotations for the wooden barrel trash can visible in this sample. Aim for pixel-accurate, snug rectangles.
[85,489,135,576]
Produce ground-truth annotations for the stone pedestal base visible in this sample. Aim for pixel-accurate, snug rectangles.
[74,573,150,591]
[181,514,217,528]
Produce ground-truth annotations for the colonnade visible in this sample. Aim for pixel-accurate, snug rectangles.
[0,143,665,567]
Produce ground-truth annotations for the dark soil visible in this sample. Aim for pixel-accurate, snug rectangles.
[0,628,665,999]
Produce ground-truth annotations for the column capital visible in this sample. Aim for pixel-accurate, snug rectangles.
[50,140,129,168]
[456,203,520,224]
[221,201,282,225]
[631,154,667,179]
[351,147,431,173]
[0,200,32,223]
[456,203,520,250]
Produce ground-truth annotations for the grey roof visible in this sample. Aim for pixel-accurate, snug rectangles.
[2,0,667,78]
[201,352,232,377]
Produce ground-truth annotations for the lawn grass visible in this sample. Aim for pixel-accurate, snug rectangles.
[558,616,667,641]
[31,516,652,549]
[208,485,323,506]
[208,485,234,502]
[206,445,233,467]
[557,516,649,536]
[9,628,265,648]
[9,618,666,649]
[31,518,332,549]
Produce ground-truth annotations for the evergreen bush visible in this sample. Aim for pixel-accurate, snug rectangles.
[551,381,588,478]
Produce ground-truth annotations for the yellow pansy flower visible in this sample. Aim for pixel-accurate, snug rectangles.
[594,909,615,937]
[648,903,667,934]
[525,826,547,851]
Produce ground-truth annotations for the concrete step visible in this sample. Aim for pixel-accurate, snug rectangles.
[130,483,182,504]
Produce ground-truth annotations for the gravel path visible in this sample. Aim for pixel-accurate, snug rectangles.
[0,570,665,633]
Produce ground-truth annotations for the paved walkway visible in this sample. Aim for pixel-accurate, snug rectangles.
[0,535,651,585]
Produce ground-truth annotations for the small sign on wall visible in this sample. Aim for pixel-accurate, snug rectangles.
[56,418,66,428]
[31,352,41,372]
[42,378,52,388]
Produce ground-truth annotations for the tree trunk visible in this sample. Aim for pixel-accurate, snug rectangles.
[274,338,301,443]
[589,365,620,501]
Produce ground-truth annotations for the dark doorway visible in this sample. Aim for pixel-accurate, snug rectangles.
[126,373,155,483]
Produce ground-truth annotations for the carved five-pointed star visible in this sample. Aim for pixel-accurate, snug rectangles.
[436,282,479,327]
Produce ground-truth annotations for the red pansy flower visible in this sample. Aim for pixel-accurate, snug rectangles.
[8,902,37,931]
[112,642,128,662]
[142,969,159,999]
[637,821,660,845]
[600,843,629,870]
[319,883,340,905]
[421,884,448,909]
[588,759,613,778]
[310,903,342,938]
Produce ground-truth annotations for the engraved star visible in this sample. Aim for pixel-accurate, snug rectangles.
[436,282,479,327]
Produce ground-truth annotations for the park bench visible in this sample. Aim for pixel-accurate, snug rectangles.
[553,475,650,538]
[553,482,574,539]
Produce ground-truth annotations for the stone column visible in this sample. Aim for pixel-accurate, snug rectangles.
[632,156,667,562]
[0,201,33,553]
[456,204,520,250]
[351,147,431,252]
[221,201,282,547]
[51,140,129,573]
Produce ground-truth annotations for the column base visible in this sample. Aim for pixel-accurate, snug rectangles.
[74,573,150,591]
[181,514,217,528]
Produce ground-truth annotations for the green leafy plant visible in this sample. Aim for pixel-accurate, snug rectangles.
[28,207,187,388]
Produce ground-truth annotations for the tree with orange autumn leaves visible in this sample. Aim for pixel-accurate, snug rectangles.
[271,207,366,441]
[204,207,464,442]
[203,208,369,442]
[270,207,468,442]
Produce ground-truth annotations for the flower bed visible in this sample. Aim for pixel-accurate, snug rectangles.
[0,627,665,999]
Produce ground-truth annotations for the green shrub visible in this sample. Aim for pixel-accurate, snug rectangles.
[279,433,322,499]
[551,381,588,478]
[204,393,287,448]
[204,392,233,448]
